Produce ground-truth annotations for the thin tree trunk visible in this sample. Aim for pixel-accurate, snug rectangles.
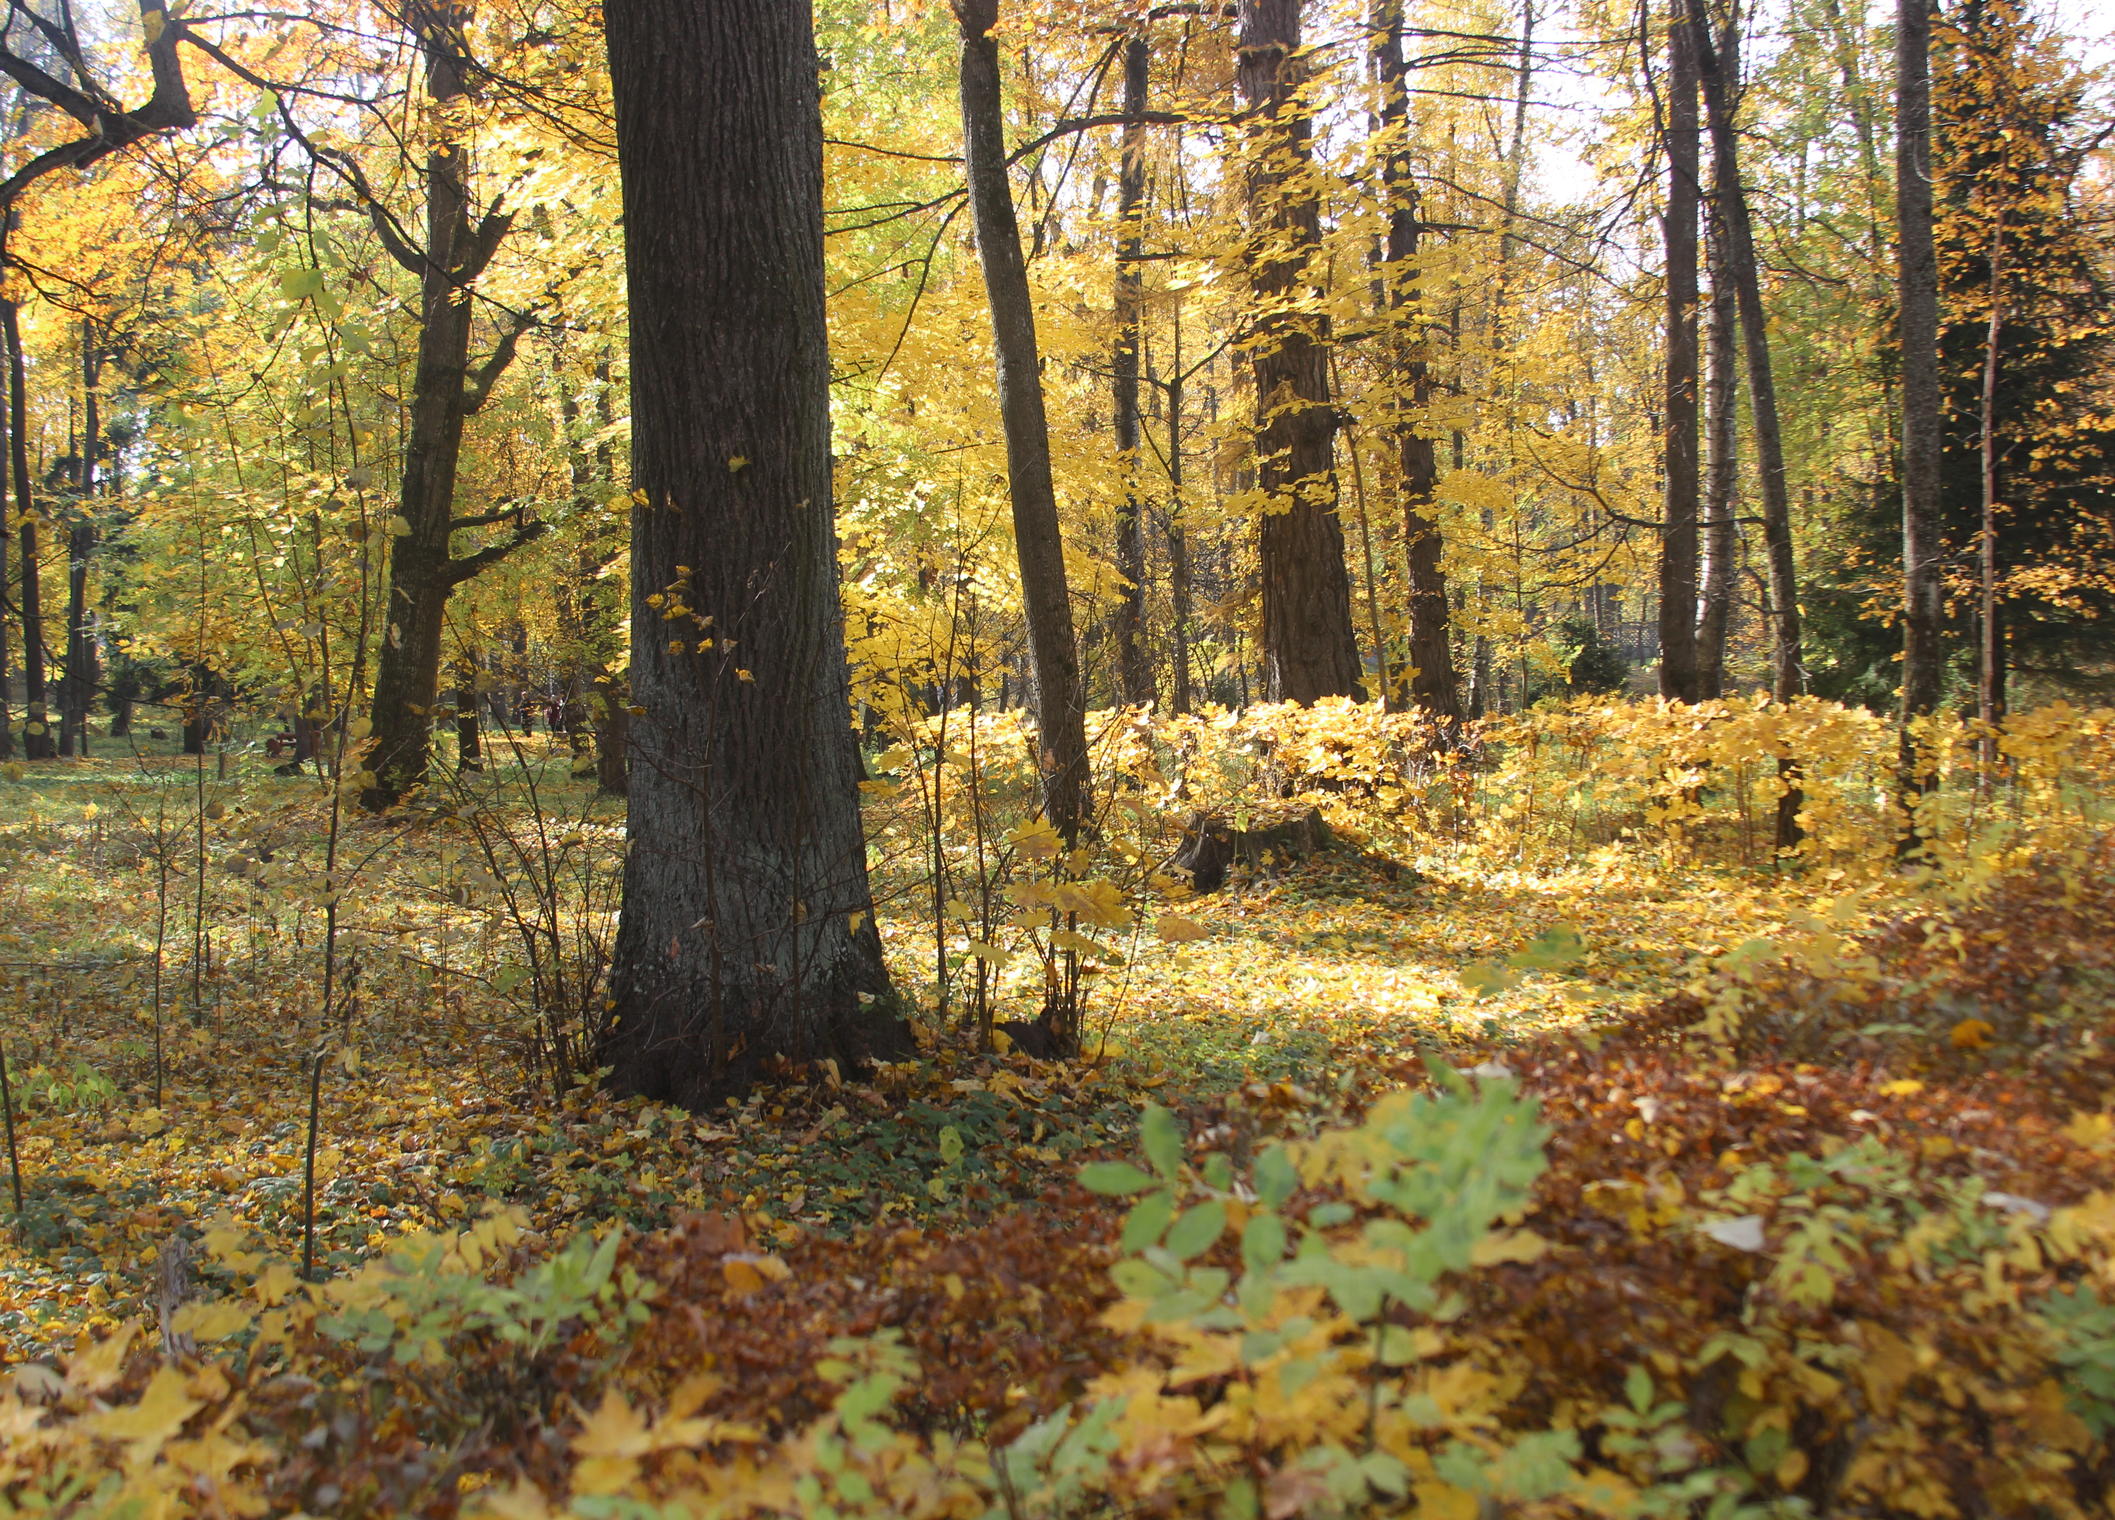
[1377,0,1460,721]
[1656,0,1703,703]
[1691,4,1800,704]
[1241,0,1364,705]
[4,299,49,758]
[601,0,901,1107]
[452,653,483,772]
[954,0,1089,839]
[1698,185,1737,700]
[1978,211,2004,776]
[1166,363,1195,715]
[1110,33,1153,709]
[361,2,539,809]
[60,318,100,757]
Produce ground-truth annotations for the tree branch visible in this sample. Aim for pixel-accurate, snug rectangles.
[447,520,547,584]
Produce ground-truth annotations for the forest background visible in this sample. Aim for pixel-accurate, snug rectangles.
[1,0,2115,1514]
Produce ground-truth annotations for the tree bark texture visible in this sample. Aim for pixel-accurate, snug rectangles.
[601,0,901,1107]
[59,318,100,757]
[1110,34,1153,709]
[1896,0,1944,729]
[361,1,538,810]
[4,299,50,758]
[1691,5,1801,705]
[1377,0,1459,720]
[1239,0,1365,705]
[955,0,1089,836]
[1656,0,1703,704]
[1698,185,1738,701]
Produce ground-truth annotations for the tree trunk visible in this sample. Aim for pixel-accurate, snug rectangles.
[60,318,100,757]
[1166,357,1195,715]
[1698,184,1738,700]
[361,2,537,810]
[1897,0,1944,736]
[452,653,483,772]
[1110,34,1153,710]
[954,0,1089,838]
[4,299,50,758]
[1691,5,1800,705]
[1377,0,1460,721]
[601,0,902,1107]
[1977,212,2004,772]
[1240,0,1364,705]
[1656,0,1703,704]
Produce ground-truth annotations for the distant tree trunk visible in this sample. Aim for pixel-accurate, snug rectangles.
[1697,189,1738,700]
[1691,1,1803,847]
[452,654,483,772]
[1377,0,1459,721]
[1165,361,1195,716]
[1977,211,2004,772]
[601,0,901,1107]
[0,315,9,760]
[361,1,540,810]
[1656,0,1703,704]
[4,298,50,758]
[954,0,1089,837]
[1240,0,1364,705]
[1896,0,1944,741]
[1691,4,1799,704]
[60,318,101,757]
[1110,34,1153,709]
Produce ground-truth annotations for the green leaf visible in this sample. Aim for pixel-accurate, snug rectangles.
[1254,1144,1298,1209]
[1080,1161,1158,1196]
[1121,1190,1175,1253]
[938,1125,964,1166]
[278,267,324,301]
[1140,1103,1183,1179]
[1165,1200,1226,1263]
[1241,1212,1287,1271]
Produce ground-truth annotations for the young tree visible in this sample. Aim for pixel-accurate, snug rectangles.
[1110,32,1153,710]
[1656,0,1703,703]
[1239,0,1364,704]
[953,0,1089,836]
[599,0,901,1107]
[1376,0,1460,721]
[357,1,543,810]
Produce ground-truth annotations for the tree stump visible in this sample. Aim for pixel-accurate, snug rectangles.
[1171,805,1330,893]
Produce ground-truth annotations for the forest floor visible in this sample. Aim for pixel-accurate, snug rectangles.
[0,741,1794,1360]
[3,727,2113,1515]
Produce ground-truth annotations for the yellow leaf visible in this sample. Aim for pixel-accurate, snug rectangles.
[720,1253,790,1295]
[91,1365,201,1452]
[1155,913,1209,943]
[172,1299,253,1342]
[1879,1078,1925,1097]
[1949,1018,1996,1050]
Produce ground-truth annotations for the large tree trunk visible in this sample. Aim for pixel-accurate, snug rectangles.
[954,0,1089,837]
[4,299,50,759]
[1896,0,1944,737]
[361,2,537,810]
[1110,34,1153,710]
[601,0,902,1107]
[1656,0,1703,704]
[1240,0,1364,705]
[1377,0,1459,721]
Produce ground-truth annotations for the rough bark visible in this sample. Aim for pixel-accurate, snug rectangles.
[954,0,1089,838]
[1656,0,1703,704]
[601,0,902,1108]
[1240,0,1364,705]
[1897,0,1944,732]
[360,1,541,810]
[4,299,50,758]
[1377,0,1459,721]
[1110,34,1153,709]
